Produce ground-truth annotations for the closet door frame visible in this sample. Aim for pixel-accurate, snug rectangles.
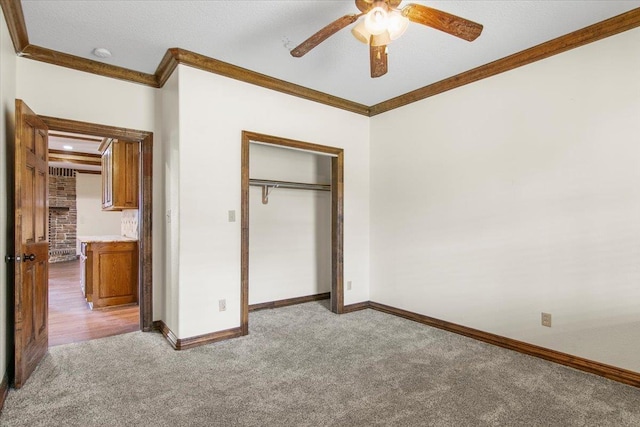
[240,131,344,335]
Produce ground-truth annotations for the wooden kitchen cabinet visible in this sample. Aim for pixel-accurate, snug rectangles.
[80,240,138,309]
[100,139,139,210]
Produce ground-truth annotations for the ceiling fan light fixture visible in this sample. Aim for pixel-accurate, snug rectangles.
[387,10,409,40]
[351,20,371,44]
[364,3,389,35]
[370,31,391,47]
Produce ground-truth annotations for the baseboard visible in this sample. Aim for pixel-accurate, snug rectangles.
[0,371,9,413]
[153,320,179,349]
[153,320,242,351]
[342,301,371,313]
[368,301,640,388]
[249,292,330,312]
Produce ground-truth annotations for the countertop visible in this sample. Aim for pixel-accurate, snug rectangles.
[77,235,138,243]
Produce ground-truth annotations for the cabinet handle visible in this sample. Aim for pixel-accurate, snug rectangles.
[23,253,36,262]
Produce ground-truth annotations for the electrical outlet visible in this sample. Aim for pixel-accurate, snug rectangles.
[541,312,552,327]
[228,210,236,222]
[347,281,352,291]
[219,299,226,312]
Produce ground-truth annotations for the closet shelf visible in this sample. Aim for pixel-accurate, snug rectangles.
[249,179,331,204]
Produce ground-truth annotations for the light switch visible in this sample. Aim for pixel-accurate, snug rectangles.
[228,210,236,222]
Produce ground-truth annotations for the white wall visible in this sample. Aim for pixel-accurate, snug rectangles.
[160,69,180,333]
[249,143,331,305]
[370,28,640,372]
[15,59,165,321]
[175,65,370,338]
[0,8,17,381]
[76,173,121,247]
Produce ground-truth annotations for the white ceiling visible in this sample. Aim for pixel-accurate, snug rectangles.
[49,132,103,154]
[21,1,640,105]
[48,131,104,172]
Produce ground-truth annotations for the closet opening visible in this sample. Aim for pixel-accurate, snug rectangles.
[240,131,344,336]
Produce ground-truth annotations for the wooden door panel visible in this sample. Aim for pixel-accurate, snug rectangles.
[22,265,34,345]
[14,99,49,389]
[36,168,47,242]
[35,254,48,334]
[23,165,35,244]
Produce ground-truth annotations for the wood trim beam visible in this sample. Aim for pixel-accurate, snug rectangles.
[20,45,158,87]
[248,292,330,312]
[0,0,28,52]
[40,116,150,142]
[368,302,640,388]
[153,320,242,351]
[47,158,100,168]
[48,150,101,166]
[369,8,640,116]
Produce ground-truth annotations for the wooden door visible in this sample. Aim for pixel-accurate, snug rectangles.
[13,99,49,388]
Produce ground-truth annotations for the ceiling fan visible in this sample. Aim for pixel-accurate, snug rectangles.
[290,0,483,78]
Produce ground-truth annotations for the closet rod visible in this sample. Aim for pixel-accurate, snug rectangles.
[249,179,331,192]
[250,179,331,204]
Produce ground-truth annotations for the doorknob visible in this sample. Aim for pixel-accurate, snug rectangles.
[23,253,36,262]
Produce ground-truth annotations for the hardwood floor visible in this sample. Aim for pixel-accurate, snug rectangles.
[49,259,139,347]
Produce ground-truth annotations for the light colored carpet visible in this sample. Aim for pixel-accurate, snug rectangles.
[1,301,639,426]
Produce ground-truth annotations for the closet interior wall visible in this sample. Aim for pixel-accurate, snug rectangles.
[249,143,332,305]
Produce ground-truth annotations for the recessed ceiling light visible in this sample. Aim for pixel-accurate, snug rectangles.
[92,47,112,58]
[63,145,73,150]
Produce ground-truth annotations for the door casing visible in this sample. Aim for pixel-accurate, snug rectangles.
[240,131,344,336]
[39,116,154,332]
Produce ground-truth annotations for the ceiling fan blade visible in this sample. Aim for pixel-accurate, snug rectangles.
[290,14,360,57]
[403,3,483,42]
[370,44,388,78]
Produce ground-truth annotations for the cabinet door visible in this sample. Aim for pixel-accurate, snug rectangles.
[91,242,138,309]
[119,141,139,208]
[101,144,113,209]
[101,140,138,210]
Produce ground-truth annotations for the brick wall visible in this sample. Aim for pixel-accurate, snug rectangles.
[49,168,77,263]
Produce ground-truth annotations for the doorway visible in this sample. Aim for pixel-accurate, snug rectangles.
[41,115,153,337]
[240,131,344,336]
[47,132,138,346]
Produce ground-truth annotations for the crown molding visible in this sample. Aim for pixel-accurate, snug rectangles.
[369,7,640,116]
[159,48,371,116]
[20,44,158,87]
[2,3,639,117]
[0,0,28,52]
